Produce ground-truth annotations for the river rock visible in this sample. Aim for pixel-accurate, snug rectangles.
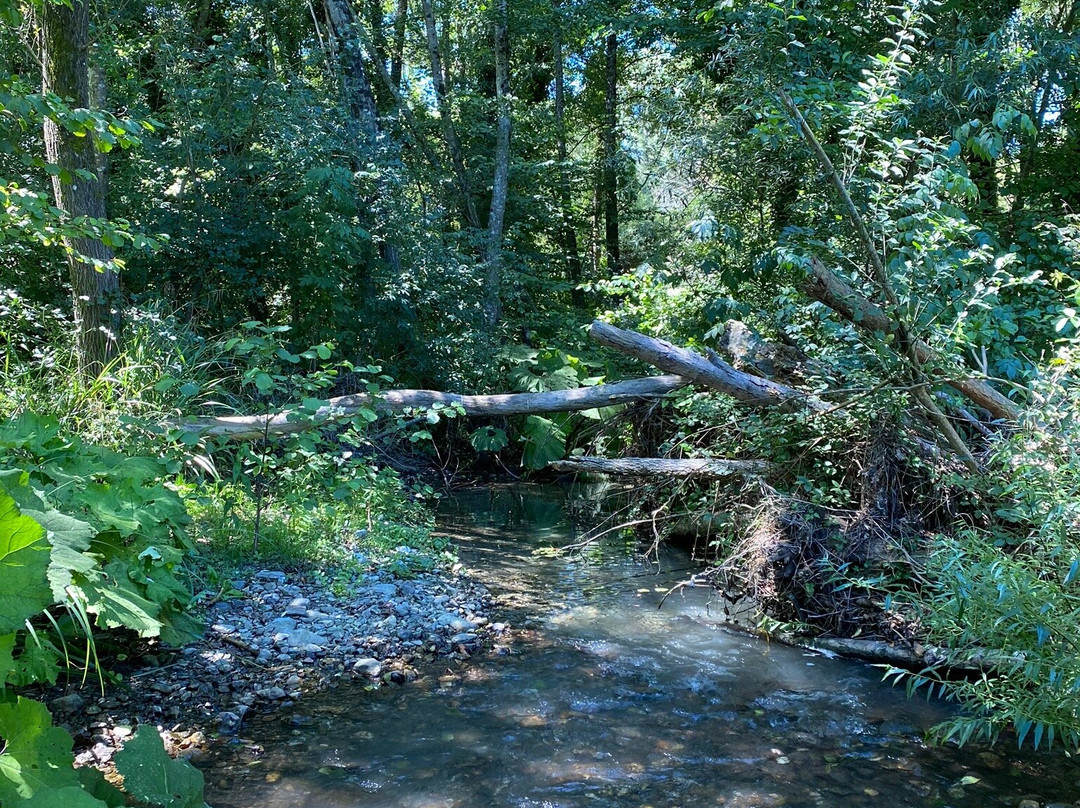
[267,617,297,634]
[258,686,288,701]
[50,693,85,713]
[353,658,382,678]
[255,570,287,582]
[281,628,329,648]
[284,597,311,616]
[371,583,398,599]
[217,711,243,734]
[450,633,478,644]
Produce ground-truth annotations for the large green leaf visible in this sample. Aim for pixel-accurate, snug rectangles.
[0,697,80,803]
[76,767,125,807]
[520,416,567,469]
[0,490,53,633]
[23,785,110,808]
[82,561,163,636]
[114,727,206,808]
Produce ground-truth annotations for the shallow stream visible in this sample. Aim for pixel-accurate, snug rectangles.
[203,485,1079,807]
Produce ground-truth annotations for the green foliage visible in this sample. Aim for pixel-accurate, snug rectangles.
[113,727,207,808]
[887,350,1080,750]
[0,412,198,653]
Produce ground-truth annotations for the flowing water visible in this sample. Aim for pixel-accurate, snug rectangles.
[203,485,1079,807]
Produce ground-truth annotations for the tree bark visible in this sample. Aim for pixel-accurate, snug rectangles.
[41,0,121,378]
[554,6,586,309]
[600,29,621,273]
[548,457,772,478]
[802,258,1020,422]
[323,0,379,145]
[390,0,408,88]
[181,375,691,440]
[420,0,479,228]
[589,320,827,412]
[483,0,512,329]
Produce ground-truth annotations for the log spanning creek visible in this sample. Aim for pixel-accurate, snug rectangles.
[203,485,1080,807]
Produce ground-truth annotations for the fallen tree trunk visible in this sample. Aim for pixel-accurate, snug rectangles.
[548,457,772,478]
[589,320,827,412]
[716,319,823,384]
[180,374,691,441]
[803,258,1020,422]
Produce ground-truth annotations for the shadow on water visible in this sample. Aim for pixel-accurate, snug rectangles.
[201,484,1080,808]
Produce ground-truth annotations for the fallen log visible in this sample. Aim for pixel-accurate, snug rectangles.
[716,319,823,384]
[589,321,827,412]
[179,374,691,441]
[803,258,1020,422]
[548,457,772,478]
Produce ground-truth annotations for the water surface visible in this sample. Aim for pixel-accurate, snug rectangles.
[203,485,1079,807]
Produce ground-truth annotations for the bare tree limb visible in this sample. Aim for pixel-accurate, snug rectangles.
[589,320,826,412]
[179,375,691,441]
[548,457,772,478]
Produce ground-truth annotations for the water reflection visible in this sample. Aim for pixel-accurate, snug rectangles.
[202,484,1080,807]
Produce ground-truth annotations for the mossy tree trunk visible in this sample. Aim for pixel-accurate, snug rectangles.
[41,0,121,378]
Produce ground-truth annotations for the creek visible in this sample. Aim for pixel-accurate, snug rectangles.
[202,484,1079,807]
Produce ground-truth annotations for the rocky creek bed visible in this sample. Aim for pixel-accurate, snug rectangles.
[46,555,508,770]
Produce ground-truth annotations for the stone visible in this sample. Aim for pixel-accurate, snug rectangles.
[282,629,329,648]
[50,693,85,713]
[257,686,288,700]
[352,658,382,678]
[437,614,475,631]
[217,712,243,734]
[255,570,287,582]
[370,583,398,599]
[1018,801,1040,808]
[284,597,311,616]
[266,617,297,634]
[450,633,478,644]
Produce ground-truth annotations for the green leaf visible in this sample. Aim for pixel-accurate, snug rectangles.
[469,426,508,453]
[77,767,125,807]
[0,697,81,803]
[82,561,163,637]
[520,416,567,469]
[0,491,54,634]
[114,727,206,808]
[254,372,275,392]
[23,785,110,807]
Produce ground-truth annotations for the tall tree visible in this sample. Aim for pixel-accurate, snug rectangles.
[41,0,120,377]
[483,0,512,328]
[323,0,379,145]
[553,1,585,308]
[420,0,479,228]
[390,0,408,88]
[600,26,621,274]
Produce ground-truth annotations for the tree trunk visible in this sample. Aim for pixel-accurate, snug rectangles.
[180,375,691,440]
[323,0,379,145]
[390,0,408,88]
[589,320,827,412]
[554,7,585,309]
[802,258,1020,422]
[41,0,121,378]
[483,0,511,329]
[549,457,772,478]
[420,0,479,227]
[600,29,621,273]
